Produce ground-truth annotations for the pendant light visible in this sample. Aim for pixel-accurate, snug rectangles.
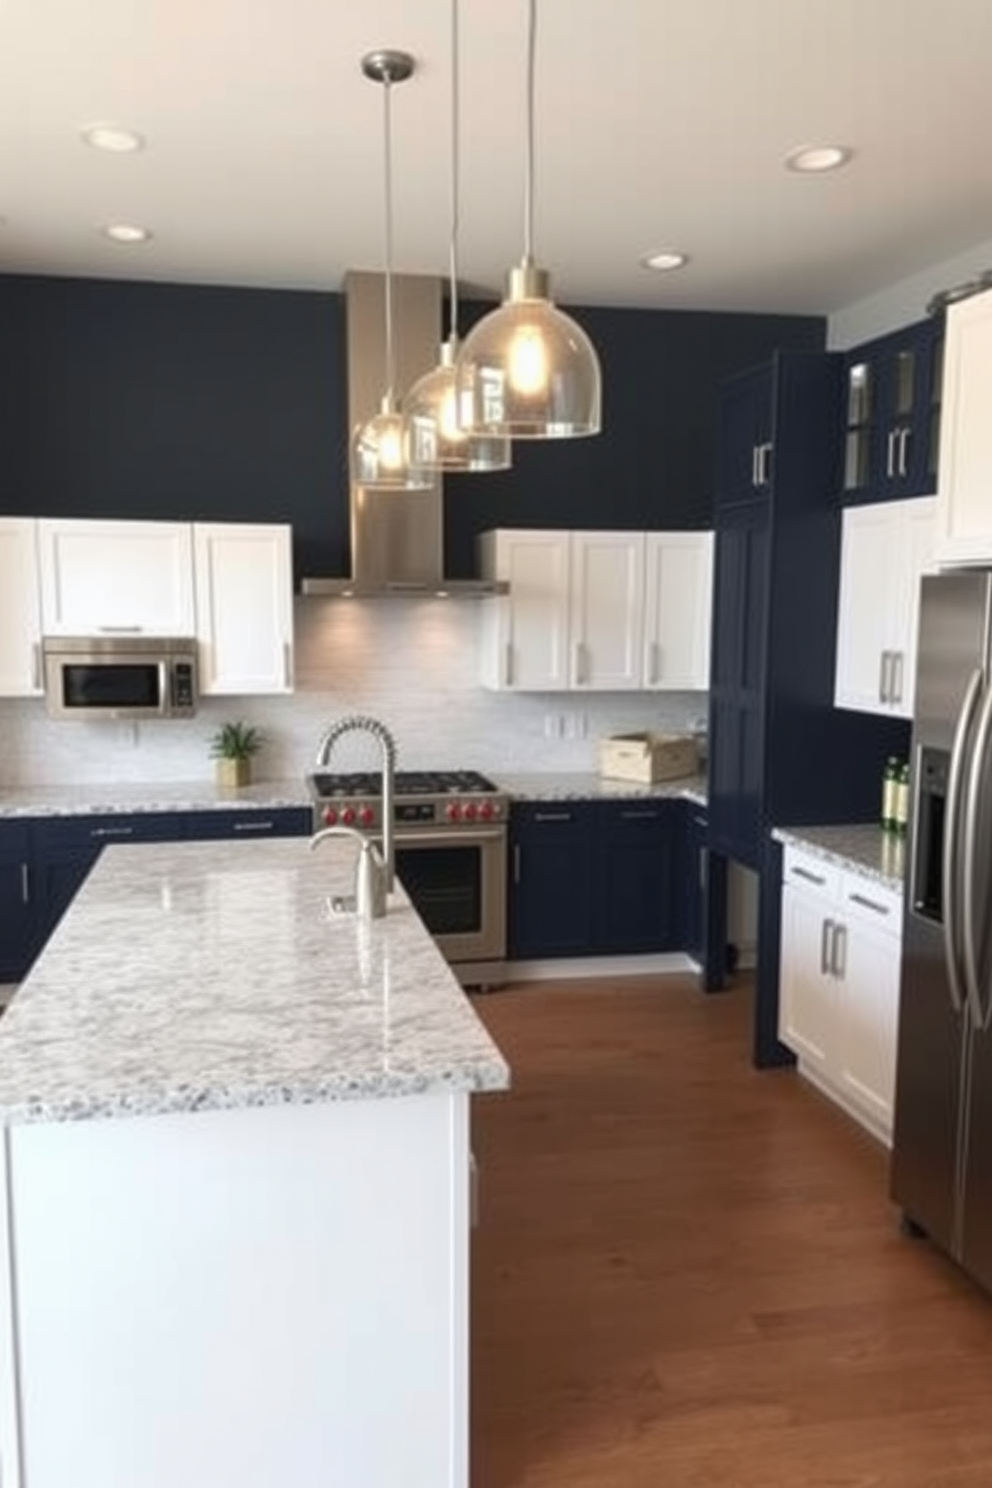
[455,0,601,439]
[353,50,436,490]
[402,0,512,472]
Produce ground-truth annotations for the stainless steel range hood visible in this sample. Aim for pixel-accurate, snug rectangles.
[302,270,507,598]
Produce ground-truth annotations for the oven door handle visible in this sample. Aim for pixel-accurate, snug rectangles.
[394,829,506,847]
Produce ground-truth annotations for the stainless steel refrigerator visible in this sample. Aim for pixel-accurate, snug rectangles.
[892,569,992,1290]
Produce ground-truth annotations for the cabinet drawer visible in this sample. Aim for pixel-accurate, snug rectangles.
[185,807,311,840]
[782,846,841,901]
[36,812,188,852]
[839,872,903,937]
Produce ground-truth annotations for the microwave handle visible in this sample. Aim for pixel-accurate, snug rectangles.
[159,660,170,710]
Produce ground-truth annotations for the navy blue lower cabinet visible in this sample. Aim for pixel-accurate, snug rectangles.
[0,823,36,982]
[508,802,599,960]
[595,800,679,954]
[184,806,312,840]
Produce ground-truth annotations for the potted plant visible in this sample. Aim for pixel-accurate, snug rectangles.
[209,720,263,789]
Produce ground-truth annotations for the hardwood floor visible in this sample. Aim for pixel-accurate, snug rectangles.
[469,974,992,1488]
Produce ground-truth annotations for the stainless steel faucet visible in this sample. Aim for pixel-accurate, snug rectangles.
[314,715,397,892]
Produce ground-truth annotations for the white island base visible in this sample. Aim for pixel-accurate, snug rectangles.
[0,1089,469,1488]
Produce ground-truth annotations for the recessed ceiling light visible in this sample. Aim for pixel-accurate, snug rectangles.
[82,123,145,153]
[640,250,689,272]
[102,222,152,244]
[784,144,853,174]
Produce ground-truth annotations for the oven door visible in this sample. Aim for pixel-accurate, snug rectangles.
[393,826,507,968]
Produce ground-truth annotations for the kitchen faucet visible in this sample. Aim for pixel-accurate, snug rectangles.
[314,715,397,893]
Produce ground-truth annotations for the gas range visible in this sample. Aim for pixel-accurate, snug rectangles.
[306,768,509,833]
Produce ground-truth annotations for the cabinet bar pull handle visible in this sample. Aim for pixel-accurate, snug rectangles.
[878,649,887,704]
[758,441,773,485]
[572,641,585,686]
[20,863,29,904]
[32,642,42,691]
[97,625,142,634]
[898,427,910,477]
[849,891,891,917]
[513,844,521,884]
[534,811,572,822]
[892,651,904,705]
[644,640,659,686]
[504,643,513,688]
[698,846,707,891]
[90,825,134,838]
[885,429,897,478]
[793,864,827,886]
[233,820,274,832]
[820,917,834,974]
[831,922,847,979]
[283,642,292,687]
[620,809,659,820]
[751,446,759,486]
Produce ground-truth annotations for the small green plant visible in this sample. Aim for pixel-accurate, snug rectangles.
[209,721,263,761]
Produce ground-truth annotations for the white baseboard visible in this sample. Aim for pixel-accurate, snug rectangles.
[503,952,696,983]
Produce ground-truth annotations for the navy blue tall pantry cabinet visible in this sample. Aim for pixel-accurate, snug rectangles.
[706,352,911,1066]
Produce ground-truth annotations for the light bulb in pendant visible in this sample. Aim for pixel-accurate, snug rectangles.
[507,325,549,396]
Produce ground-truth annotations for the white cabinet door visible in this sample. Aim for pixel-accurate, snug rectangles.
[936,286,992,565]
[642,532,713,690]
[194,524,294,695]
[778,885,835,1078]
[0,519,43,696]
[38,520,195,637]
[834,503,901,714]
[836,917,900,1138]
[569,532,644,690]
[834,497,937,719]
[892,495,938,718]
[478,530,570,691]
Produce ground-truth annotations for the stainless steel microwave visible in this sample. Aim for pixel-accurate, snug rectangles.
[42,636,198,721]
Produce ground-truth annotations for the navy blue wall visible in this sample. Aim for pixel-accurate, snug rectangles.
[0,274,825,582]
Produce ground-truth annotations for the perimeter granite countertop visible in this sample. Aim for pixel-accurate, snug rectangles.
[772,823,906,891]
[0,836,509,1125]
[495,772,708,806]
[0,779,312,818]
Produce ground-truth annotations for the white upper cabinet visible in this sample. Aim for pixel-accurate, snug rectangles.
[478,530,571,691]
[568,532,645,691]
[0,519,43,697]
[479,528,713,693]
[642,532,713,690]
[834,496,937,719]
[38,519,196,637]
[936,286,992,565]
[193,524,294,695]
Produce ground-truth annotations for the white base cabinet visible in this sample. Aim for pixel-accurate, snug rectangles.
[0,520,42,696]
[0,1092,469,1488]
[38,519,196,637]
[936,285,992,565]
[778,846,902,1144]
[834,496,937,719]
[194,523,294,694]
[479,528,712,693]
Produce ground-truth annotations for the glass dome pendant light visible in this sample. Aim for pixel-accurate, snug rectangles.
[352,49,436,491]
[455,0,602,439]
[402,0,511,472]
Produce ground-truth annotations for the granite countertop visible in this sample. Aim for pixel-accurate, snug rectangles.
[0,837,509,1125]
[495,772,708,806]
[772,823,906,891]
[0,780,312,818]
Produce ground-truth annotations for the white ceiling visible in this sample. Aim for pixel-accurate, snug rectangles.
[2,0,992,314]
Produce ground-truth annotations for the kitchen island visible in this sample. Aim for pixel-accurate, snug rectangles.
[0,835,509,1488]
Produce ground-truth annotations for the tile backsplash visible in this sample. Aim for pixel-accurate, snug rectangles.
[0,600,707,786]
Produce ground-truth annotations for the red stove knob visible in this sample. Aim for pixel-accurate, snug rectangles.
[322,806,339,826]
[341,806,357,826]
[463,802,478,821]
[358,805,374,827]
[479,801,494,821]
[446,802,462,821]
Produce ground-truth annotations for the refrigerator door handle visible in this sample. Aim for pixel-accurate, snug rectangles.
[943,667,983,1016]
[963,676,992,1026]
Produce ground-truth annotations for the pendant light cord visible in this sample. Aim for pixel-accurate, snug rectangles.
[447,0,461,343]
[523,0,536,263]
[383,69,396,404]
